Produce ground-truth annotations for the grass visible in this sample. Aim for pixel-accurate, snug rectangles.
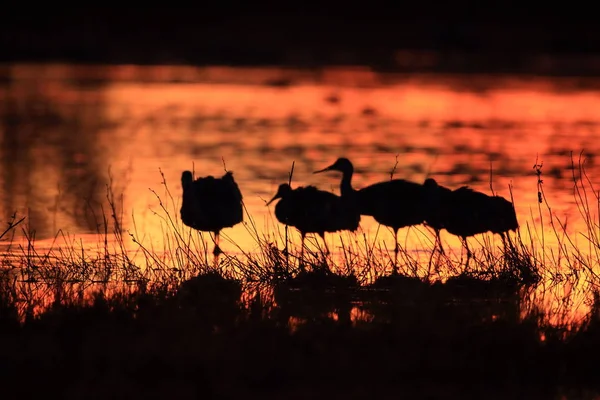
[0,154,600,398]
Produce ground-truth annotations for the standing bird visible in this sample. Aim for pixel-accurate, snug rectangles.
[266,183,360,268]
[180,170,244,257]
[314,157,427,273]
[423,178,519,265]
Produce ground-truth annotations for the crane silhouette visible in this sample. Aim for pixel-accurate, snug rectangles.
[180,170,244,257]
[266,183,361,269]
[314,157,427,273]
[423,178,519,266]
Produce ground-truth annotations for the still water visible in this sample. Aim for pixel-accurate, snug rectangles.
[1,64,600,323]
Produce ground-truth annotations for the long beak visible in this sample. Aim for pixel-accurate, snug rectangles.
[313,165,332,174]
[266,194,279,206]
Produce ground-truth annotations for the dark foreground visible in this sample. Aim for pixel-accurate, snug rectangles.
[1,270,598,399]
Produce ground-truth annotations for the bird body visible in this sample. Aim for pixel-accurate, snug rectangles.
[444,186,518,237]
[314,157,427,272]
[267,183,360,265]
[180,170,244,255]
[423,178,519,261]
[269,184,360,236]
[355,179,427,230]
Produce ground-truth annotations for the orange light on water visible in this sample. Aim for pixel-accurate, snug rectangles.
[2,64,600,323]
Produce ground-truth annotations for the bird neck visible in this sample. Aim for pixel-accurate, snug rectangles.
[340,168,355,197]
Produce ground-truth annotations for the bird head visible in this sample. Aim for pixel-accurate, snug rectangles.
[222,171,235,182]
[313,157,353,174]
[423,178,443,197]
[423,178,438,189]
[422,178,454,214]
[504,201,520,231]
[266,183,292,206]
[181,171,194,188]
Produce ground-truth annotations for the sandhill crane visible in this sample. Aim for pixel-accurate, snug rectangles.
[180,170,244,256]
[267,183,360,269]
[423,178,519,265]
[314,157,426,273]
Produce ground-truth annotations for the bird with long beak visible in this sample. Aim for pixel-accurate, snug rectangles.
[423,177,519,268]
[266,182,360,270]
[314,157,427,274]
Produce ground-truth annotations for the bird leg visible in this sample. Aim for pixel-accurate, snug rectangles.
[500,233,508,268]
[462,237,472,270]
[318,233,331,271]
[299,232,306,273]
[318,233,330,256]
[507,232,515,250]
[435,229,445,256]
[428,228,444,276]
[212,232,223,269]
[501,232,516,269]
[501,232,515,254]
[393,228,399,275]
[212,231,223,257]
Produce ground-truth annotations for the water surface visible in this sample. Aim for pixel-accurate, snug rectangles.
[1,63,600,323]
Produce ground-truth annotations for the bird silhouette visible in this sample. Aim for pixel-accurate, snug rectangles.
[423,178,519,266]
[180,170,244,257]
[314,157,427,273]
[266,183,360,269]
